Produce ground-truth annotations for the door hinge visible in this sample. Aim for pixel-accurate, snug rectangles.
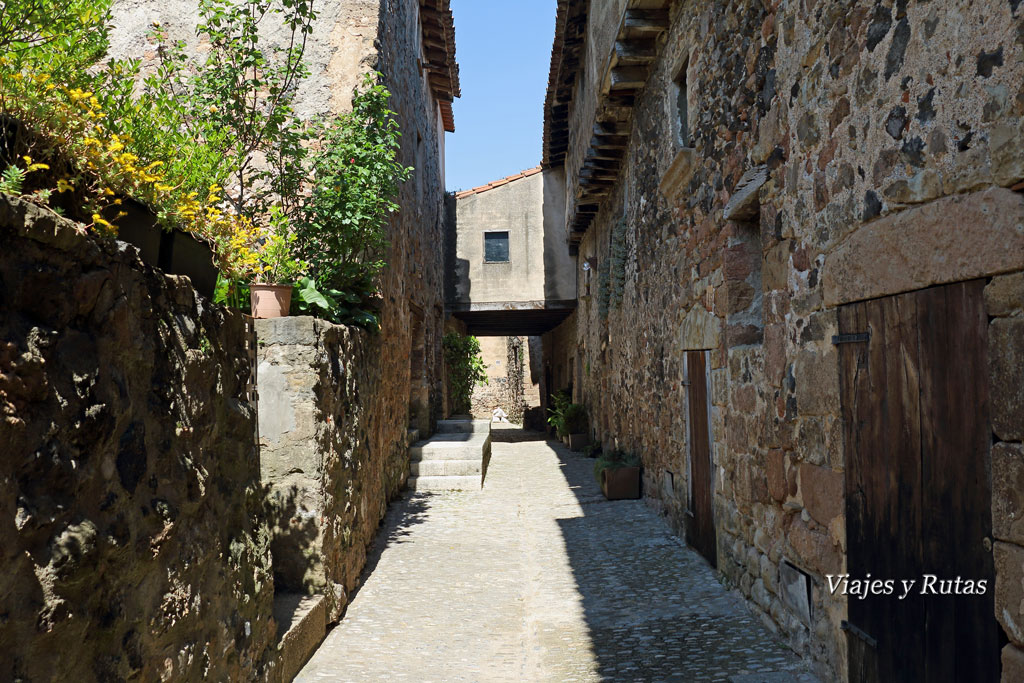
[841,620,877,649]
[832,332,870,345]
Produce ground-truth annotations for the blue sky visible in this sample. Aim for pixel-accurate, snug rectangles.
[445,0,557,192]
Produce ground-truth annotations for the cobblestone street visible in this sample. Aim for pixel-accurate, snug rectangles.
[298,427,820,682]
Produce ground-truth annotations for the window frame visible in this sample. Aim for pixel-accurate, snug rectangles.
[482,230,511,264]
[673,59,691,149]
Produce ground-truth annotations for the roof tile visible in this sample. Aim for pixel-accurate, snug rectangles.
[455,166,543,199]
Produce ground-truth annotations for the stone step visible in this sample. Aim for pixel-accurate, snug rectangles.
[436,419,492,434]
[406,475,482,491]
[410,459,483,477]
[273,593,326,683]
[410,434,491,461]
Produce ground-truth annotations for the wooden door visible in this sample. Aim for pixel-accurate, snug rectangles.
[840,280,1000,682]
[686,350,716,567]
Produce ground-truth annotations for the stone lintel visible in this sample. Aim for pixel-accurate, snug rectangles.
[823,187,1024,307]
[724,165,768,222]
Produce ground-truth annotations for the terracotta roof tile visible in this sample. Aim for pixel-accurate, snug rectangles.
[454,166,543,199]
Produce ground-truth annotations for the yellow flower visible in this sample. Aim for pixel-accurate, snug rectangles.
[68,88,92,103]
[56,179,75,193]
[92,214,114,230]
[22,157,49,173]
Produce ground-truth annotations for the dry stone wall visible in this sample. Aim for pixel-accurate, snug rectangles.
[0,195,274,681]
[548,0,1024,678]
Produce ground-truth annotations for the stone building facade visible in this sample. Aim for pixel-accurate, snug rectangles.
[109,0,458,436]
[0,196,275,681]
[0,1,458,679]
[542,0,1024,679]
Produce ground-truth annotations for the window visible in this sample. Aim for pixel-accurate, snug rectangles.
[484,231,509,263]
[675,62,689,147]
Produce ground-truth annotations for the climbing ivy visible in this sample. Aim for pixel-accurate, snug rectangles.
[504,336,526,425]
[442,332,487,415]
[609,217,627,309]
[597,258,611,320]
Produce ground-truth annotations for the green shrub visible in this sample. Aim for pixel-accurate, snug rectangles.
[563,403,588,435]
[443,332,487,415]
[546,389,571,437]
[593,449,641,484]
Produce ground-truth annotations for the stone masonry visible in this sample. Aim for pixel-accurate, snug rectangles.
[0,0,457,679]
[257,316,419,625]
[0,194,274,681]
[541,0,1024,679]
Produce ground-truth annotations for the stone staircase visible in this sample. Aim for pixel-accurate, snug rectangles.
[406,419,491,491]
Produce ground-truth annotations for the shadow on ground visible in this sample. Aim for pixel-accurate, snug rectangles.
[540,430,818,682]
[342,490,436,611]
[489,423,548,443]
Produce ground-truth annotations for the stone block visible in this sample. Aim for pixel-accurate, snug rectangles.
[994,443,1024,546]
[882,169,942,204]
[1003,644,1024,683]
[986,272,1024,318]
[823,188,1024,307]
[793,348,840,416]
[733,455,769,511]
[680,306,722,351]
[255,316,320,346]
[994,541,1024,648]
[767,448,787,502]
[990,319,1024,441]
[788,516,842,576]
[763,240,791,292]
[799,464,844,525]
[764,323,787,387]
[991,122,1024,188]
[273,593,327,683]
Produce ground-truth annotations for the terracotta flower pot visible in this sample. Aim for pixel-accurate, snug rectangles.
[601,466,641,500]
[250,284,293,319]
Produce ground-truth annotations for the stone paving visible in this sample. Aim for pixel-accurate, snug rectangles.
[297,427,820,682]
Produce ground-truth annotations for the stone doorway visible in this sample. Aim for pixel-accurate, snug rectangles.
[685,349,716,568]
[839,280,1001,682]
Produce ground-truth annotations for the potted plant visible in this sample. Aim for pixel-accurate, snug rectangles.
[250,208,306,319]
[564,403,590,451]
[594,450,642,500]
[547,390,571,442]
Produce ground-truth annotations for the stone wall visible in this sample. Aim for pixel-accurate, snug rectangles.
[469,336,541,420]
[0,194,274,681]
[256,317,413,625]
[989,272,1024,678]
[107,0,450,437]
[376,0,449,435]
[545,0,1024,678]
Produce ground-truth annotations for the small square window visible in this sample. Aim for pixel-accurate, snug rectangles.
[675,62,689,147]
[484,231,509,263]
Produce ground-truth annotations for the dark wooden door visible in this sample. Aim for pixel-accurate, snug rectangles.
[840,280,1000,682]
[686,350,716,567]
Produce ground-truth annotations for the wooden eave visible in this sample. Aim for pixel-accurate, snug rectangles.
[420,0,460,132]
[544,1,671,246]
[542,0,589,167]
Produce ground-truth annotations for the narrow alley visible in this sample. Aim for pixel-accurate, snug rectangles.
[298,427,817,682]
